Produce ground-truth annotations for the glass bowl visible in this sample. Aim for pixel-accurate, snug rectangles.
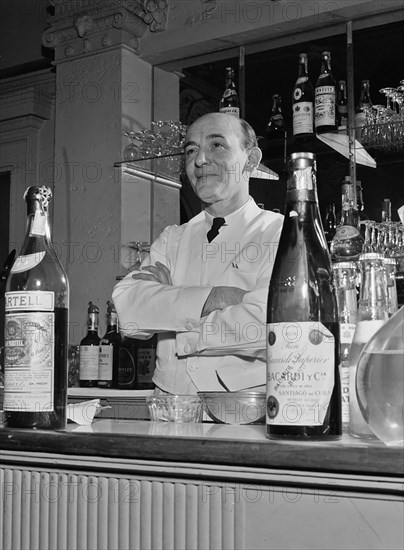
[198,391,266,424]
[146,395,203,423]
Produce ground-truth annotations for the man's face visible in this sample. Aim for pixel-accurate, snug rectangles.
[184,113,250,208]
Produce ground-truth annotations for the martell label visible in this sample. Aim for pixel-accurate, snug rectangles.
[266,322,335,426]
[4,308,55,412]
[5,290,54,311]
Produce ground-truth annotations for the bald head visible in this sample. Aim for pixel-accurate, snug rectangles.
[187,113,258,152]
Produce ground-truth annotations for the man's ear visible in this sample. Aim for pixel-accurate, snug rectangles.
[244,146,262,172]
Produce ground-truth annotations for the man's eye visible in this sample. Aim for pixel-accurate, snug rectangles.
[185,148,197,156]
[212,142,224,149]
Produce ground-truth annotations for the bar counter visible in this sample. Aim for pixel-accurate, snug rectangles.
[0,417,403,549]
[0,418,403,477]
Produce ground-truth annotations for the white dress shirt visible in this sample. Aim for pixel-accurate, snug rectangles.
[112,197,283,394]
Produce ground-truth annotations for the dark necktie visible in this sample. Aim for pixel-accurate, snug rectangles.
[207,217,226,243]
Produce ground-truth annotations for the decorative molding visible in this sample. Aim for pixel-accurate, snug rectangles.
[0,70,55,123]
[43,0,169,61]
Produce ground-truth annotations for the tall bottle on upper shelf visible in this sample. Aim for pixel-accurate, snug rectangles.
[314,51,337,134]
[266,152,341,440]
[292,53,314,145]
[219,67,240,117]
[4,186,69,430]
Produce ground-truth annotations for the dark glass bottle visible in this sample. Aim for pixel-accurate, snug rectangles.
[4,186,69,429]
[98,300,121,388]
[381,198,391,223]
[355,79,372,142]
[292,53,314,139]
[79,301,100,388]
[219,67,240,117]
[136,334,157,390]
[324,203,337,249]
[118,336,137,389]
[336,80,348,131]
[266,152,341,439]
[265,93,287,160]
[314,51,337,133]
[330,177,364,262]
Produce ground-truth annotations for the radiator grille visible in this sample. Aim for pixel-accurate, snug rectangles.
[0,467,245,550]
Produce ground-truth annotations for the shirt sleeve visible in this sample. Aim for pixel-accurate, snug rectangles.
[112,225,213,339]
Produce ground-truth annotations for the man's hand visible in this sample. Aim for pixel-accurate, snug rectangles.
[132,261,172,285]
[201,286,247,317]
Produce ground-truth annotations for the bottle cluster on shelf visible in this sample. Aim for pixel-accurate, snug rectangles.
[76,300,156,391]
[325,176,404,438]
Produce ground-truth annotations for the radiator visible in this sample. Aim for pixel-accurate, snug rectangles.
[0,467,245,550]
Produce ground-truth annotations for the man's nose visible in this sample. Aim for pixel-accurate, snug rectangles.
[195,149,209,167]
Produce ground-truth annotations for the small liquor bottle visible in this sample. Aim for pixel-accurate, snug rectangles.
[136,334,157,390]
[266,152,341,439]
[355,79,372,142]
[118,336,137,389]
[4,186,69,429]
[314,51,337,133]
[219,67,240,117]
[381,198,392,223]
[292,53,314,140]
[336,80,348,131]
[265,93,286,160]
[332,262,358,433]
[79,301,100,388]
[324,203,337,249]
[330,177,364,262]
[98,300,121,388]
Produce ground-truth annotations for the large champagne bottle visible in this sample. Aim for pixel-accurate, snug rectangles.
[314,51,336,133]
[266,152,341,439]
[4,186,69,429]
[292,53,314,139]
[219,67,240,117]
[79,301,100,388]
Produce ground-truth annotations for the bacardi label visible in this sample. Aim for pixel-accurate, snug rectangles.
[266,322,335,426]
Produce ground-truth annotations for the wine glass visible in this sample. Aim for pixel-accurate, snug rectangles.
[123,131,141,161]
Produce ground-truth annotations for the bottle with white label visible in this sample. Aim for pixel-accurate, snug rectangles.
[219,67,240,117]
[4,186,69,429]
[332,261,358,433]
[79,301,100,388]
[349,253,389,439]
[314,51,336,133]
[266,152,341,439]
[292,53,314,139]
[98,300,121,388]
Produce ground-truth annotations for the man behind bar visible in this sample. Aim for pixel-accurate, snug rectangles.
[112,113,283,394]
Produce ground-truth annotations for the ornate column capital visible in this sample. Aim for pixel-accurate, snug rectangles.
[43,0,169,62]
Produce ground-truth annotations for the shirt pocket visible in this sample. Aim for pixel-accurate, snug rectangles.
[224,259,261,291]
